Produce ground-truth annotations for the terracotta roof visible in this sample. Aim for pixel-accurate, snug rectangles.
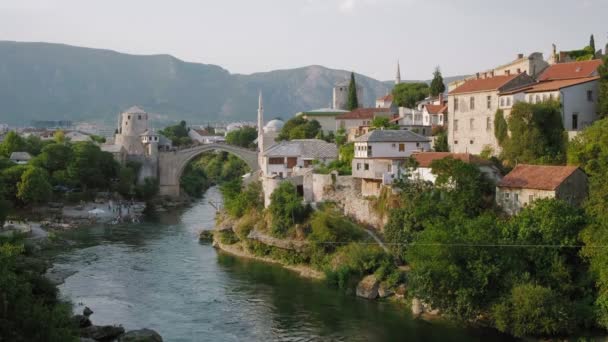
[377,94,393,101]
[424,104,447,114]
[537,60,602,81]
[449,74,519,95]
[411,152,491,168]
[497,164,581,191]
[335,108,391,120]
[355,129,429,143]
[525,77,600,93]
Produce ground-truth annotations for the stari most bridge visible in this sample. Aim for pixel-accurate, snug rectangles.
[158,143,259,197]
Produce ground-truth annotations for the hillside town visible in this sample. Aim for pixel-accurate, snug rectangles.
[2,35,608,341]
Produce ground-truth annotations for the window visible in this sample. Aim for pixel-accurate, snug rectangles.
[505,70,511,76]
[392,143,396,148]
[127,115,131,119]
[535,95,540,103]
[486,117,491,131]
[356,163,361,170]
[543,94,548,101]
[364,163,369,171]
[388,164,392,172]
[138,115,141,120]
[529,194,534,202]
[398,143,405,152]
[416,142,420,147]
[454,140,458,144]
[517,68,521,74]
[487,95,491,109]
[549,94,554,101]
[469,118,474,130]
[470,97,475,110]
[506,97,511,106]
[470,140,474,144]
[269,157,284,165]
[572,113,579,130]
[587,90,593,101]
[500,98,504,107]
[454,98,459,112]
[454,120,459,132]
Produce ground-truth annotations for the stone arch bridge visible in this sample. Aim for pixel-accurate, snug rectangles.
[158,143,259,197]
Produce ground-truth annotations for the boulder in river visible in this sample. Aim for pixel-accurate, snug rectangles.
[83,306,94,317]
[198,230,214,243]
[72,314,92,328]
[378,283,394,298]
[119,328,163,342]
[80,324,125,341]
[356,275,379,299]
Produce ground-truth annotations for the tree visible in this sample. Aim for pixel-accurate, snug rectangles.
[34,143,73,173]
[0,131,25,157]
[346,72,359,111]
[225,126,257,148]
[599,55,608,118]
[433,130,449,152]
[1,165,28,203]
[429,66,446,97]
[160,121,192,146]
[53,130,66,144]
[494,109,508,145]
[277,117,321,141]
[67,142,107,190]
[17,167,52,205]
[499,101,566,165]
[590,34,596,54]
[392,83,430,108]
[268,182,309,237]
[370,116,398,129]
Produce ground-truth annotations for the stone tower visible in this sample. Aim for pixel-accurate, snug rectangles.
[395,60,401,85]
[114,106,150,155]
[257,91,264,169]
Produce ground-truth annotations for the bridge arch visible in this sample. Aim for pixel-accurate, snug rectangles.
[158,143,259,197]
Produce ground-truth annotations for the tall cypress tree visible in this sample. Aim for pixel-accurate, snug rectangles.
[590,34,596,53]
[346,72,359,111]
[430,66,446,97]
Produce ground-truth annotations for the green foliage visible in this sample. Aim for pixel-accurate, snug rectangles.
[492,284,572,337]
[180,151,250,198]
[34,143,73,174]
[221,179,263,218]
[68,142,119,190]
[499,100,566,165]
[0,238,78,341]
[135,177,159,199]
[429,66,446,97]
[325,243,392,290]
[0,131,25,157]
[568,45,595,61]
[599,55,608,118]
[590,34,596,54]
[0,165,28,204]
[433,130,449,152]
[17,167,52,205]
[335,128,347,146]
[217,230,239,245]
[308,210,365,255]
[277,117,321,141]
[493,109,508,145]
[225,126,257,148]
[314,143,354,175]
[160,120,192,146]
[392,82,430,108]
[346,72,359,111]
[268,182,309,237]
[89,134,106,144]
[371,116,398,129]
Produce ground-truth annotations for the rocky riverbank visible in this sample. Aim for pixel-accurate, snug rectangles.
[73,306,163,342]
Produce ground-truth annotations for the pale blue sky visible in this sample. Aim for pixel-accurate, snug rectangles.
[0,0,606,80]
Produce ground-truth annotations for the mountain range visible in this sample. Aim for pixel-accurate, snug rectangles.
[0,41,464,127]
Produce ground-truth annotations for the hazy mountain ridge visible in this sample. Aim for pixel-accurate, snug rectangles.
[0,41,458,126]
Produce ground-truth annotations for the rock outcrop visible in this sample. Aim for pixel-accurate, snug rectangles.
[73,306,162,341]
[356,275,380,299]
[119,329,163,342]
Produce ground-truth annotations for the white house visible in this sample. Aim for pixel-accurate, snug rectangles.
[262,139,338,179]
[352,130,430,196]
[410,152,502,184]
[189,128,226,144]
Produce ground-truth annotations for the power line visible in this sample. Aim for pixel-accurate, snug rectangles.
[308,241,605,249]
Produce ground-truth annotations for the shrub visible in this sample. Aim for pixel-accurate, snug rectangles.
[268,182,310,237]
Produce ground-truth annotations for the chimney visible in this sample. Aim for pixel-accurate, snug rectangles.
[490,70,495,77]
[439,93,444,104]
[476,72,480,79]
[517,53,524,59]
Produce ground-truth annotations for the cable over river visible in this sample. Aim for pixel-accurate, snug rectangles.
[52,186,514,342]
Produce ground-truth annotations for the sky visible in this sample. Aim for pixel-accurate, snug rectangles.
[0,0,606,80]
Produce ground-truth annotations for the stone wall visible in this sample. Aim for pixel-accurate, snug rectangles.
[309,173,387,230]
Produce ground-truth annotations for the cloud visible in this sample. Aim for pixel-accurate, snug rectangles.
[302,0,394,14]
[338,0,356,13]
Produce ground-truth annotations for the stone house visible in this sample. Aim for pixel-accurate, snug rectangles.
[448,72,535,155]
[261,139,338,179]
[335,108,392,141]
[496,164,588,215]
[410,152,502,184]
[352,130,430,197]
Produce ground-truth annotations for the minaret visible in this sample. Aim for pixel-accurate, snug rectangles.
[395,60,401,85]
[257,91,264,169]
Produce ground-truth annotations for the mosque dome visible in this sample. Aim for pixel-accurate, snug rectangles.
[264,119,284,133]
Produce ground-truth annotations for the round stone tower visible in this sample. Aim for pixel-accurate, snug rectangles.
[115,106,149,155]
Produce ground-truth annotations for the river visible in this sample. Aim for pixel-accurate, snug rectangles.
[53,186,514,342]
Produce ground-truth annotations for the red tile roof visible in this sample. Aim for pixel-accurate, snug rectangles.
[424,104,448,114]
[449,74,519,95]
[377,94,393,101]
[537,60,602,81]
[335,107,391,120]
[411,152,492,168]
[499,76,600,95]
[497,164,581,191]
